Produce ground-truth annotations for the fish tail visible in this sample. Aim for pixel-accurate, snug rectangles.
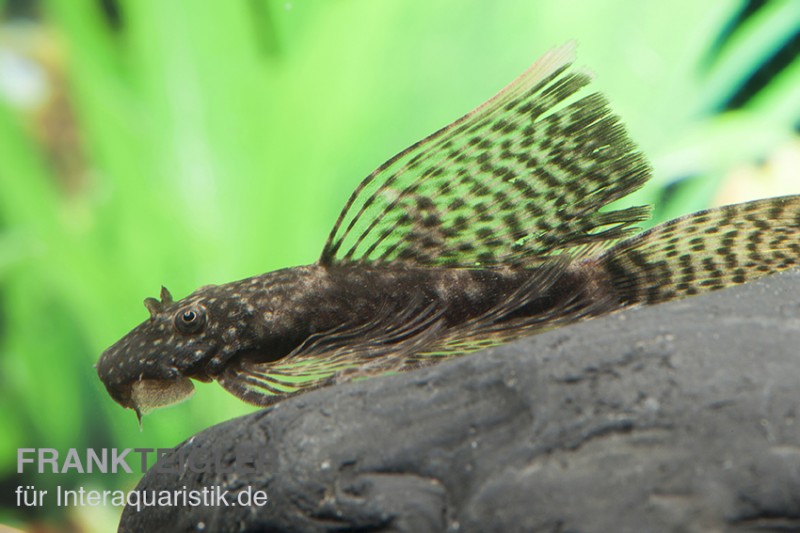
[597,195,800,305]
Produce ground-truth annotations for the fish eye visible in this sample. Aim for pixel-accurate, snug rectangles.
[174,306,206,334]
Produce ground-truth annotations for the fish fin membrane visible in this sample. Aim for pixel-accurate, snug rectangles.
[599,195,800,305]
[321,42,651,269]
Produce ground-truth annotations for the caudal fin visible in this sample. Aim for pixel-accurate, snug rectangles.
[598,195,800,305]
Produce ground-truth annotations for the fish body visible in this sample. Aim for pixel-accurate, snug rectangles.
[98,261,606,415]
[97,43,800,418]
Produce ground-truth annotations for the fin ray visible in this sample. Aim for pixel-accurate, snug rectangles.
[321,42,651,268]
[599,195,800,305]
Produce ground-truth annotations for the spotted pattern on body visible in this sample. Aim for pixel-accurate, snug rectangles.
[97,43,800,419]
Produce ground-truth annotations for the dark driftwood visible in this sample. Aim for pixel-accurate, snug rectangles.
[119,270,800,533]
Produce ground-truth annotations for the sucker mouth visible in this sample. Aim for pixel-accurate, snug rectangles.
[97,349,216,418]
[129,377,196,421]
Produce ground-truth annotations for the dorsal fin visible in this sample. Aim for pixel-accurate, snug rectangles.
[320,42,651,268]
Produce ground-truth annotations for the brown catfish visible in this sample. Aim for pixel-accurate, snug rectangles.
[97,43,800,421]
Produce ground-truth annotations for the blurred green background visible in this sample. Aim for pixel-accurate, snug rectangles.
[0,0,797,530]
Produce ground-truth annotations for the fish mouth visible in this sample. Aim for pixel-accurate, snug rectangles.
[97,357,210,421]
[130,378,196,415]
[96,341,218,422]
[99,376,196,417]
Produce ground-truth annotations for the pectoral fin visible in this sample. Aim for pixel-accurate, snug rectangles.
[216,301,446,406]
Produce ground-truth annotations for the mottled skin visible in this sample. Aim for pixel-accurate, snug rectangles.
[97,43,800,418]
[97,262,599,416]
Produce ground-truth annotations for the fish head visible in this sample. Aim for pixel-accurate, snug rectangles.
[96,284,257,419]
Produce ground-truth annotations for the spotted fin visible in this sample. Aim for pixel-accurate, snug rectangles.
[320,42,651,268]
[599,195,800,305]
